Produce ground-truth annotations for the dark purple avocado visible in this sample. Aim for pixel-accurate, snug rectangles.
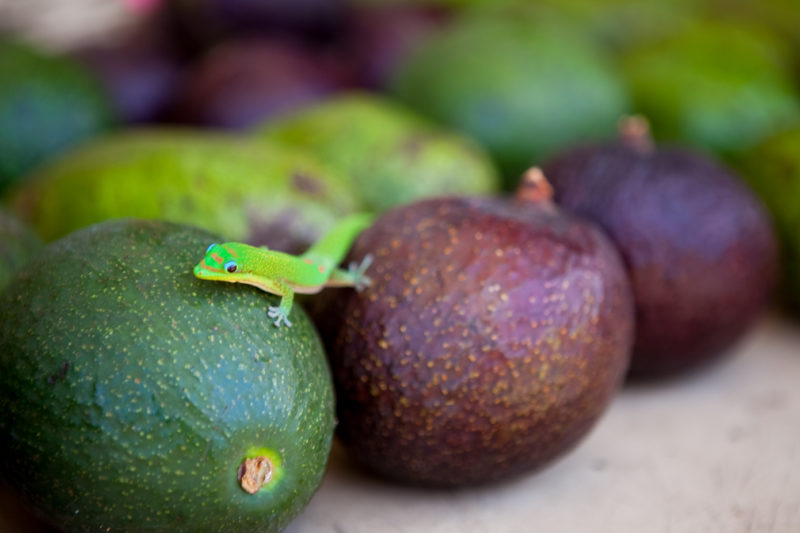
[311,170,634,487]
[166,39,347,130]
[543,118,778,380]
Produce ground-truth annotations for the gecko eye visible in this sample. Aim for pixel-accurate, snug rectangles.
[206,243,216,254]
[225,261,238,273]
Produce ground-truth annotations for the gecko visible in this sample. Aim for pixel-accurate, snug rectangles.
[193,213,374,328]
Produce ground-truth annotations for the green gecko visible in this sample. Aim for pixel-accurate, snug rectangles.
[194,213,374,328]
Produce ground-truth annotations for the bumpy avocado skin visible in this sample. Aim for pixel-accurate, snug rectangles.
[0,219,335,532]
[313,196,633,487]
[742,127,800,315]
[9,129,357,254]
[544,142,778,379]
[0,209,42,291]
[0,39,113,193]
[390,15,630,187]
[621,21,800,158]
[260,93,500,211]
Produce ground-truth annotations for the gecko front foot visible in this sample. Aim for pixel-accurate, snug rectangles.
[349,254,374,292]
[267,306,293,328]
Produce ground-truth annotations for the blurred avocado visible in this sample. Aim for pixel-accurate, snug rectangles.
[544,119,778,379]
[163,0,348,52]
[704,0,800,55]
[463,0,701,52]
[0,208,42,291]
[259,93,499,211]
[0,39,114,194]
[9,129,357,253]
[344,3,453,90]
[167,39,350,130]
[621,20,800,158]
[73,14,185,125]
[741,126,800,316]
[390,14,630,187]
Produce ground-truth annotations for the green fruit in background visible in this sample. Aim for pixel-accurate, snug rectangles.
[8,129,358,254]
[391,14,630,186]
[0,208,42,291]
[0,39,114,194]
[704,0,800,54]
[741,127,800,315]
[462,0,700,52]
[259,93,500,211]
[621,20,800,158]
[0,219,335,532]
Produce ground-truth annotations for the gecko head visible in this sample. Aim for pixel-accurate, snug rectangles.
[194,242,254,282]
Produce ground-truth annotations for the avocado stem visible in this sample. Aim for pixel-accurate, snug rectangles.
[516,167,554,204]
[618,115,655,154]
[238,456,274,494]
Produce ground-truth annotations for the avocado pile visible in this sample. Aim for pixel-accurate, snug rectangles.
[0,0,799,529]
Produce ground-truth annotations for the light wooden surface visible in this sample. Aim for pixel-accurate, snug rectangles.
[287,315,800,533]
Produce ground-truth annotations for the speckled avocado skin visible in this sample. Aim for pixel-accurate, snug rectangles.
[544,142,778,379]
[0,219,334,532]
[314,196,634,487]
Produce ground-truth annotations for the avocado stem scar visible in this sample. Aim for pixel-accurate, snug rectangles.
[618,115,655,154]
[516,167,554,205]
[238,456,274,494]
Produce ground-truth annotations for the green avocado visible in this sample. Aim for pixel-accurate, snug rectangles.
[0,208,42,291]
[0,218,334,532]
[461,0,700,52]
[8,129,358,254]
[390,14,630,187]
[704,0,800,54]
[0,39,113,194]
[621,20,800,158]
[259,93,500,211]
[741,127,800,315]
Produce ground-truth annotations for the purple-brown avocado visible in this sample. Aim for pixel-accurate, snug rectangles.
[311,170,634,487]
[543,118,778,380]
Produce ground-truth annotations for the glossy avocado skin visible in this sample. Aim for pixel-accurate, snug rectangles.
[544,142,778,379]
[314,196,633,487]
[0,219,334,532]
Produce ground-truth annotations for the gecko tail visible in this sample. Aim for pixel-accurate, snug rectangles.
[301,213,374,271]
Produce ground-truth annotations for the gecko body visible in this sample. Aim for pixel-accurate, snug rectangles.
[194,213,373,327]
